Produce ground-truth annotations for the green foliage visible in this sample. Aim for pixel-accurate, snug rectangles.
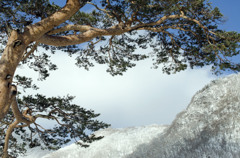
[75,34,148,75]
[70,11,99,26]
[0,94,110,157]
[96,0,240,74]
[1,0,239,76]
[25,52,58,80]
[0,0,240,157]
[0,0,60,31]
[14,75,39,90]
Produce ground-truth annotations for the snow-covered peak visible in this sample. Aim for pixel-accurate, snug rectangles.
[129,73,240,158]
[22,73,240,158]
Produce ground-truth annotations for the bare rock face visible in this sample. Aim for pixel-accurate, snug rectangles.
[128,73,240,158]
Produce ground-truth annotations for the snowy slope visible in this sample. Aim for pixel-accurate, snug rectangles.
[43,125,167,158]
[22,73,240,158]
[19,148,51,158]
[127,73,240,158]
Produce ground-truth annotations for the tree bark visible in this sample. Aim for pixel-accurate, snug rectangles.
[0,2,87,156]
[0,30,25,121]
[2,121,18,158]
[0,0,84,121]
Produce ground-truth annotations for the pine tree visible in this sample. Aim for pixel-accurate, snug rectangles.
[0,0,239,157]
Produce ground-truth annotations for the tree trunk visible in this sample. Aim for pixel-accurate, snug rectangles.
[0,30,26,121]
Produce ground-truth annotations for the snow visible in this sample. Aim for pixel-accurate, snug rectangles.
[19,148,51,158]
[20,124,167,158]
[21,73,240,158]
[43,124,167,158]
[126,73,240,158]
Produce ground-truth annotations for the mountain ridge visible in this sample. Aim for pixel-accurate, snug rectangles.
[22,73,240,158]
[127,73,240,158]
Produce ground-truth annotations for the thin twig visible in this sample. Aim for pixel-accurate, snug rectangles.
[22,42,39,61]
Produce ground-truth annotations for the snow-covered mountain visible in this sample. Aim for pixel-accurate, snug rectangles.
[43,125,168,158]
[22,73,240,158]
[127,73,240,158]
[19,125,168,158]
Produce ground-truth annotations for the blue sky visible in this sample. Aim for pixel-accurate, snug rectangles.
[51,0,240,32]
[51,0,240,33]
[18,0,240,129]
[211,0,240,32]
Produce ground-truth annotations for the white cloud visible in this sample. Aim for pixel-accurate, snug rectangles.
[16,51,216,128]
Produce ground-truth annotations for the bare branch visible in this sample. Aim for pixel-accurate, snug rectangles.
[15,123,29,128]
[3,121,18,158]
[90,37,103,45]
[2,86,38,157]
[33,123,49,146]
[108,35,115,60]
[163,31,180,65]
[23,0,85,43]
[128,10,139,26]
[87,2,113,18]
[35,114,69,127]
[11,97,32,125]
[37,26,129,46]
[22,42,39,61]
[34,122,54,133]
[48,25,93,35]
